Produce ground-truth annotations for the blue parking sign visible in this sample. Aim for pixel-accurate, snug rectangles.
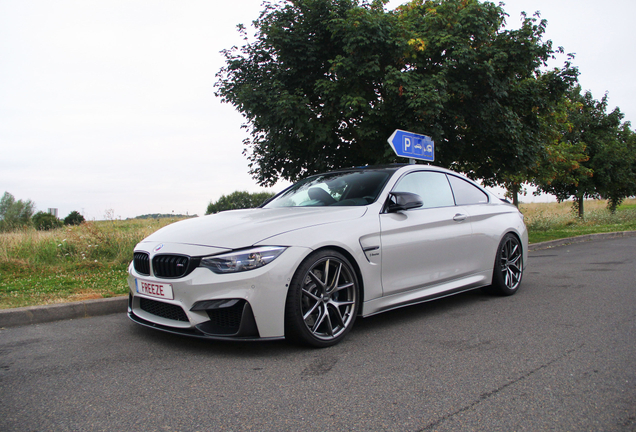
[388,129,434,162]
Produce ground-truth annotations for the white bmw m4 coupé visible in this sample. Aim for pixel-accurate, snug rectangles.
[128,164,527,347]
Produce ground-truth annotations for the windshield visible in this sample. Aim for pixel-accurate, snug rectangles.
[263,170,395,208]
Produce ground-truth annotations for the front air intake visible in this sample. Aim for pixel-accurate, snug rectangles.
[140,297,189,322]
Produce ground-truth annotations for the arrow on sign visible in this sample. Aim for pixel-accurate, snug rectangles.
[387,129,434,162]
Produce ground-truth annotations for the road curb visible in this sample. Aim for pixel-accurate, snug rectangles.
[528,230,636,251]
[0,296,128,329]
[2,231,635,329]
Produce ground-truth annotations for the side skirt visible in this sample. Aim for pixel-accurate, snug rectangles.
[360,271,491,318]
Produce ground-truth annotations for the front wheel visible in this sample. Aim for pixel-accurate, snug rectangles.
[487,233,523,296]
[285,250,360,348]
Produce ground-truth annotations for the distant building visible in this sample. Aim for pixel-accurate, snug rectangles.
[48,208,58,217]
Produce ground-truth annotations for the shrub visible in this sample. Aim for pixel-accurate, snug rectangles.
[32,211,62,231]
[64,210,85,226]
[206,191,276,214]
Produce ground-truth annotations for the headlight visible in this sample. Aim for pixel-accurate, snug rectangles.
[199,246,287,274]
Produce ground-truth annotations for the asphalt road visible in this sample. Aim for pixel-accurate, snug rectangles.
[1,237,635,431]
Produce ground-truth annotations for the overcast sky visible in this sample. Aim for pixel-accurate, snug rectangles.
[1,0,634,220]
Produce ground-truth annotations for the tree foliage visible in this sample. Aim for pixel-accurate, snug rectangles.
[64,210,86,226]
[133,213,194,220]
[216,0,577,187]
[537,87,636,217]
[206,191,276,214]
[0,192,35,232]
[32,211,63,231]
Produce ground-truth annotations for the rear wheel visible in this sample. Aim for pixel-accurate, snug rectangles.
[285,250,360,347]
[487,233,523,296]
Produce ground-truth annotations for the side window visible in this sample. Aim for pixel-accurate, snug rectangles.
[393,171,455,209]
[447,175,489,205]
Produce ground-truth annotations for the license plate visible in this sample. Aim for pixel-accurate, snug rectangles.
[135,279,174,300]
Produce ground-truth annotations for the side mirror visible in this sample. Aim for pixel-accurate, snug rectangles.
[386,192,423,213]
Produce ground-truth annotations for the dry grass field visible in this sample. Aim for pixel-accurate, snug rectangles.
[520,197,635,220]
[520,197,636,243]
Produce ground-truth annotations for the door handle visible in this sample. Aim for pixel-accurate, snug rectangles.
[453,213,468,222]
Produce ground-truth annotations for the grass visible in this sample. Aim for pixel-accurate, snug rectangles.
[520,198,636,243]
[0,218,183,309]
[1,199,635,309]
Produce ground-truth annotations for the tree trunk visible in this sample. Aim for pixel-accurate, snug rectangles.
[577,194,585,219]
[510,184,520,207]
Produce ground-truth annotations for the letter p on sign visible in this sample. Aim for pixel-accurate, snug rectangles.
[403,137,411,153]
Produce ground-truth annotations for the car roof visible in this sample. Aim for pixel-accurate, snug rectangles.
[327,163,458,176]
[331,164,494,197]
[304,164,486,190]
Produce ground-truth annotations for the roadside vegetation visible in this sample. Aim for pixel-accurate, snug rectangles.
[522,198,636,243]
[0,218,181,309]
[206,190,275,214]
[1,198,635,309]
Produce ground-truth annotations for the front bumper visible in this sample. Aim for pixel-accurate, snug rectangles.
[127,294,283,341]
[127,246,309,340]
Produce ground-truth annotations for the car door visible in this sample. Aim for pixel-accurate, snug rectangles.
[379,170,474,295]
[446,173,503,272]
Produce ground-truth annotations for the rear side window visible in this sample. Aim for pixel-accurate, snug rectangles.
[447,175,489,205]
[393,171,455,209]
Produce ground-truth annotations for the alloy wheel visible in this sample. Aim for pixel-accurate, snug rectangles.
[299,256,357,341]
[499,236,522,290]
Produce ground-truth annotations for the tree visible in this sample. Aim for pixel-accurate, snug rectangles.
[216,0,577,188]
[537,87,636,217]
[0,192,35,232]
[32,211,63,231]
[594,123,636,212]
[64,210,85,226]
[206,191,276,214]
[389,2,577,192]
[526,88,591,206]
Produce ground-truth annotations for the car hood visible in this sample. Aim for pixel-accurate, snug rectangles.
[141,207,368,250]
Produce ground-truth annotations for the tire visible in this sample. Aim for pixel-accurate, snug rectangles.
[285,249,360,347]
[487,233,523,296]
